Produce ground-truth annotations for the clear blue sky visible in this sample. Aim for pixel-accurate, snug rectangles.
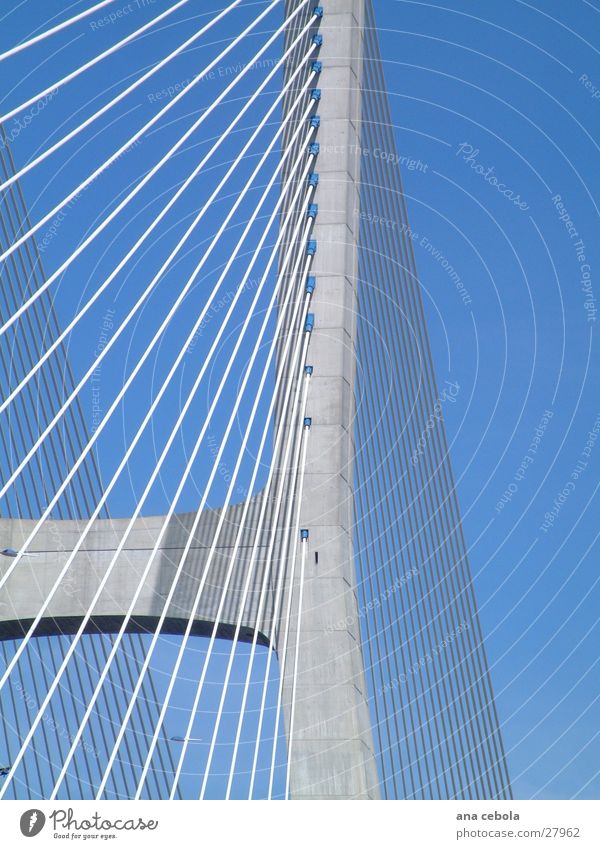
[374,0,600,800]
[1,0,599,800]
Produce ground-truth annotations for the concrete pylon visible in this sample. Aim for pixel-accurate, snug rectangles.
[275,0,380,799]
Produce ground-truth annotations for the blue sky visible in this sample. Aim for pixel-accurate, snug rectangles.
[0,0,599,799]
[374,0,600,799]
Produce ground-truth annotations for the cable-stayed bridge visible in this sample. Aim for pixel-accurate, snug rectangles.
[0,0,511,800]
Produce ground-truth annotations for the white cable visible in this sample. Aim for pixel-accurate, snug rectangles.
[94,208,314,800]
[248,365,312,799]
[283,441,311,800]
[0,4,314,397]
[166,252,315,801]
[0,38,318,418]
[3,140,312,802]
[0,145,316,782]
[0,0,246,191]
[0,155,316,730]
[0,8,316,800]
[0,0,117,62]
[0,104,315,687]
[0,0,318,804]
[0,83,317,523]
[0,0,295,271]
[108,209,314,799]
[267,376,311,800]
[0,0,192,125]
[0,0,305,338]
[225,324,311,799]
[45,152,316,799]
[150,296,312,801]
[195,294,313,801]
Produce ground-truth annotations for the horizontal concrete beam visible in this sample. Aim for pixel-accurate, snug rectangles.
[0,497,274,646]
